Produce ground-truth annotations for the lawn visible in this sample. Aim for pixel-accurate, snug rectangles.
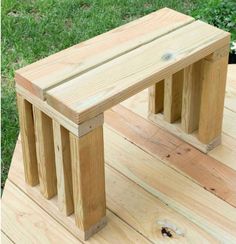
[1,0,235,190]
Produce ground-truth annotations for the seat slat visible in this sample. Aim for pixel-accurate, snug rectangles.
[15,8,193,99]
[46,21,230,124]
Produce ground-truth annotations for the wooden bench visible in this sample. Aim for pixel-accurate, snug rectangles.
[15,8,230,240]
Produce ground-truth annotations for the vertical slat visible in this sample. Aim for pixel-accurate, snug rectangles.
[164,70,183,123]
[181,61,202,133]
[53,120,74,216]
[33,107,57,199]
[148,80,164,114]
[198,47,229,144]
[16,94,39,186]
[70,126,106,238]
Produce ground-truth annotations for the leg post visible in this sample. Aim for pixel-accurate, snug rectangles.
[70,121,106,239]
[198,46,229,144]
[148,80,164,114]
[164,70,183,123]
[53,120,74,216]
[33,107,57,199]
[181,61,202,133]
[16,93,39,186]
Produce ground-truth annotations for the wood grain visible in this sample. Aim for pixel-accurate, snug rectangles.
[105,164,217,243]
[70,127,106,234]
[2,180,82,244]
[181,61,202,133]
[16,93,39,186]
[198,47,229,143]
[164,71,183,123]
[105,105,236,207]
[7,137,151,243]
[148,80,164,114]
[33,107,57,199]
[53,120,74,215]
[15,8,194,99]
[46,21,229,124]
[104,127,236,242]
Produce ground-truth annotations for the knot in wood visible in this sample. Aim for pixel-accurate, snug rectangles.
[161,52,173,61]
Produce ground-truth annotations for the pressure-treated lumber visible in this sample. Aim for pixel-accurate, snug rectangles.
[198,47,229,143]
[33,107,57,199]
[15,8,194,99]
[1,180,82,244]
[105,106,236,207]
[6,138,152,243]
[104,127,236,243]
[46,21,229,124]
[163,71,183,123]
[148,80,164,114]
[16,93,39,186]
[52,120,74,216]
[69,127,106,238]
[181,61,202,133]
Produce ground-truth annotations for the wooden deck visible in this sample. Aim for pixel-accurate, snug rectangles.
[2,64,236,243]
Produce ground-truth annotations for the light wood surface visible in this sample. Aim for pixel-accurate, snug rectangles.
[148,80,164,114]
[121,66,236,155]
[15,8,193,99]
[16,93,39,186]
[181,61,202,133]
[45,21,229,124]
[53,120,74,215]
[198,47,229,143]
[104,127,236,242]
[2,180,82,244]
[106,106,236,207]
[70,127,106,237]
[5,137,224,243]
[33,107,57,199]
[163,71,183,123]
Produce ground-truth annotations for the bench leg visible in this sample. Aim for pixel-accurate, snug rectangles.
[163,70,183,123]
[16,93,39,186]
[69,125,106,240]
[198,46,229,144]
[53,120,74,216]
[33,107,57,199]
[148,80,164,114]
[181,61,202,133]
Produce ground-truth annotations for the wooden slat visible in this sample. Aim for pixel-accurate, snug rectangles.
[198,47,229,143]
[46,21,230,124]
[2,180,82,244]
[15,8,194,99]
[148,80,164,114]
[163,71,183,123]
[8,138,150,243]
[209,134,236,171]
[52,120,74,215]
[33,107,57,199]
[106,106,182,158]
[225,82,236,113]
[16,93,39,186]
[69,127,106,238]
[104,126,236,242]
[105,105,236,207]
[181,61,202,133]
[105,165,217,243]
[223,108,236,139]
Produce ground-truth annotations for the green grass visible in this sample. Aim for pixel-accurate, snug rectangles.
[1,0,232,190]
